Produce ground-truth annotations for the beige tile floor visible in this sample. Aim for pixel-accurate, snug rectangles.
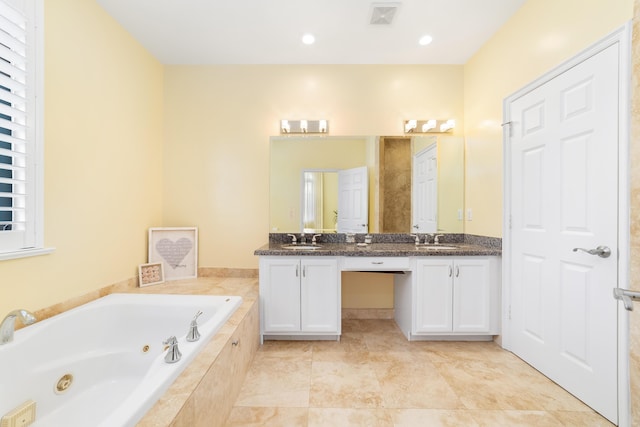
[227,319,613,426]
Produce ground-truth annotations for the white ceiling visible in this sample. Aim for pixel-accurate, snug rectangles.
[95,0,527,65]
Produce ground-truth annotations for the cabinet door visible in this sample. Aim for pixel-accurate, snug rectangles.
[261,258,301,333]
[452,258,491,333]
[301,258,339,333]
[414,258,453,333]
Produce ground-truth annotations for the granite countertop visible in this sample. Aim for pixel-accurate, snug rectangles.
[254,242,501,257]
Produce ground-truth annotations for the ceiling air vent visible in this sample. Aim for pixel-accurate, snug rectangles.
[369,3,400,25]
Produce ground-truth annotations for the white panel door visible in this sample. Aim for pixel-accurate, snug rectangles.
[412,144,437,233]
[337,166,368,233]
[507,43,619,423]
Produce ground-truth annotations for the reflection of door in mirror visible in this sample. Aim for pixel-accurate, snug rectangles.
[301,170,338,233]
[412,143,438,233]
[337,166,369,233]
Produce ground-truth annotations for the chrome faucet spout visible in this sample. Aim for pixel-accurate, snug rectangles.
[0,309,36,345]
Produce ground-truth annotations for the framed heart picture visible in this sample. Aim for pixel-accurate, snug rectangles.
[148,227,198,281]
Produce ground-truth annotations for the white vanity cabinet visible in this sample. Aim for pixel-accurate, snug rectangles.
[259,256,340,341]
[395,256,501,340]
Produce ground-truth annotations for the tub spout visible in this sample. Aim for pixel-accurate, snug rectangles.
[163,336,182,363]
[0,309,36,345]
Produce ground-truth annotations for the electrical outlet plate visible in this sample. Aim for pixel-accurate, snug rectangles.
[1,400,36,427]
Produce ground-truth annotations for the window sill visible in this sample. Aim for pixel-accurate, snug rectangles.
[0,247,55,261]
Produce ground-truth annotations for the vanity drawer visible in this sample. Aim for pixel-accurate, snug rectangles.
[342,257,411,271]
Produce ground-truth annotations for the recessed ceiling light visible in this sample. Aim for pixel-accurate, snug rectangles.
[419,35,433,46]
[302,34,315,45]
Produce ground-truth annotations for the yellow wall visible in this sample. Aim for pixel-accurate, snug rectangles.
[0,0,164,316]
[162,65,464,269]
[464,0,633,237]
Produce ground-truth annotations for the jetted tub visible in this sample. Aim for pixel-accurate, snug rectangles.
[0,293,242,427]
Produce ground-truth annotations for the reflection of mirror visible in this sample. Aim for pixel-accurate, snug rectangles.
[270,135,464,233]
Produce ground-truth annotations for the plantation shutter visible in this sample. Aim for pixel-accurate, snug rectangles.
[0,0,36,251]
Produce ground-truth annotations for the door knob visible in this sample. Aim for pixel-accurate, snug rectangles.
[572,246,611,258]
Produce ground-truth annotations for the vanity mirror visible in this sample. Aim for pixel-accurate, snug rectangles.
[269,135,464,234]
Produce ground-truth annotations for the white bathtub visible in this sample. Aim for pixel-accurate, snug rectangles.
[0,293,242,427]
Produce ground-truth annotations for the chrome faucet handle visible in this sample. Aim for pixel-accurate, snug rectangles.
[287,233,297,244]
[163,336,182,363]
[312,234,322,245]
[186,310,203,342]
[410,234,421,245]
[434,234,445,244]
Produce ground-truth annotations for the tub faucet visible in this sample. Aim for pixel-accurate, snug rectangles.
[0,309,36,345]
[163,336,182,363]
[186,310,202,342]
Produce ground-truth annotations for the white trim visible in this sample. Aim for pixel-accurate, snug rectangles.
[615,21,632,427]
[32,0,44,250]
[502,22,631,426]
[0,246,54,261]
[0,0,45,254]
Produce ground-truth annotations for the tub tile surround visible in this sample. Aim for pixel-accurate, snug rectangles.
[229,319,614,427]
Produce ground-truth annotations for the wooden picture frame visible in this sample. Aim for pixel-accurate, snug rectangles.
[148,227,198,281]
[138,262,165,287]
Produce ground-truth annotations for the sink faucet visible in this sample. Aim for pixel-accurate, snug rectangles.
[1,309,36,345]
[300,233,306,244]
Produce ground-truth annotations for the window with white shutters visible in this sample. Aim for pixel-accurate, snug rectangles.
[0,0,45,258]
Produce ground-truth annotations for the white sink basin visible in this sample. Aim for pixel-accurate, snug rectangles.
[281,244,323,250]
